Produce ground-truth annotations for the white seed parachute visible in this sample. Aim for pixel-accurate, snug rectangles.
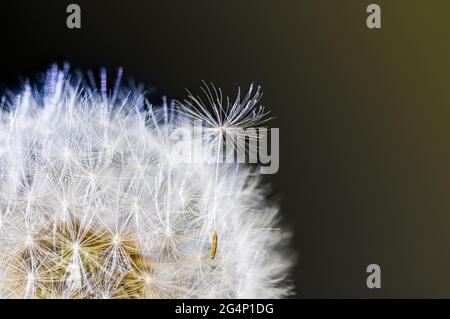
[0,65,293,298]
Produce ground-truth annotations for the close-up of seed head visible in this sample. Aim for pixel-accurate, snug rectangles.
[0,65,293,299]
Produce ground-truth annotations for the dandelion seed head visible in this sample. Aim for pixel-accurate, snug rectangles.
[0,66,293,298]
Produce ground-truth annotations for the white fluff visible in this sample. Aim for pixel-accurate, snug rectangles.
[0,66,293,298]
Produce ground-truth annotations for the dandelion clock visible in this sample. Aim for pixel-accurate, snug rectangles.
[0,65,293,299]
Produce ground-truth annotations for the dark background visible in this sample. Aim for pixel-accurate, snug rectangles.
[1,0,450,298]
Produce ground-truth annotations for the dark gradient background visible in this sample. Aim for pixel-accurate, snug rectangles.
[1,0,450,298]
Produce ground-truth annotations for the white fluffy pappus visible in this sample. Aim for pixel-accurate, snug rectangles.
[0,65,293,298]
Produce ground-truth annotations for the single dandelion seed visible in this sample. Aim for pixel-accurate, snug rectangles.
[211,230,218,259]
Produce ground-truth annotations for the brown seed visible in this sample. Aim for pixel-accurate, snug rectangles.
[211,230,218,259]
